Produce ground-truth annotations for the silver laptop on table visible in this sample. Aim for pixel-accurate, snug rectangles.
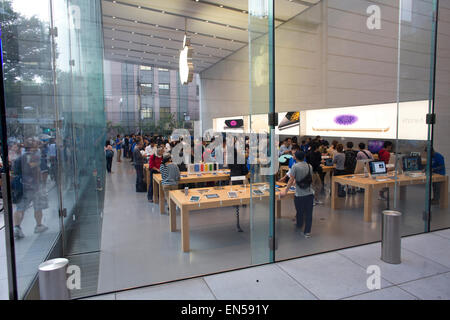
[369,161,388,179]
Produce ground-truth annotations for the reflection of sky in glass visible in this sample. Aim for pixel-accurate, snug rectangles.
[12,0,49,20]
[12,0,72,72]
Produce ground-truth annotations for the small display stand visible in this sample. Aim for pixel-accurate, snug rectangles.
[187,163,218,174]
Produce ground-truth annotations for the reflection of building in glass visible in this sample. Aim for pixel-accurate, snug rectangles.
[103,61,200,134]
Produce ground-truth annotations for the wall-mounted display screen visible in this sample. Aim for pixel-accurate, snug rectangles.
[368,140,384,154]
[276,112,300,136]
[305,101,428,140]
[214,116,245,133]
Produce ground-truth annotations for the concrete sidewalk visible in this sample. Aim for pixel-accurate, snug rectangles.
[85,229,450,300]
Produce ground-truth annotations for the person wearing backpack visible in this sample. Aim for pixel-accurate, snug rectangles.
[281,151,314,238]
[306,142,324,204]
[344,142,358,194]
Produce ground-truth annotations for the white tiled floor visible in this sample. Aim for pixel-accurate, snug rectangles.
[85,230,450,300]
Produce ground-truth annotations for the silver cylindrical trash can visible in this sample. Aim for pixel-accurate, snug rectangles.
[381,210,402,264]
[38,258,70,300]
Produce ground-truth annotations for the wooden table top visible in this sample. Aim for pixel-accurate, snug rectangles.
[153,170,231,184]
[334,173,447,187]
[170,182,294,209]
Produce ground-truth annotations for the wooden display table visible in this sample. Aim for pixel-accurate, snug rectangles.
[153,170,231,214]
[168,183,295,252]
[331,173,448,223]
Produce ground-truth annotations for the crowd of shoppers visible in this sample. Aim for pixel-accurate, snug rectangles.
[103,133,447,240]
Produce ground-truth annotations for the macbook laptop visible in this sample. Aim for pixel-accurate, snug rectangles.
[369,161,388,178]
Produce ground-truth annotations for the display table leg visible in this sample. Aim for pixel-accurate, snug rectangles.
[364,185,373,222]
[276,199,281,219]
[169,198,177,232]
[399,185,407,201]
[331,179,339,210]
[181,209,190,252]
[159,184,165,215]
[235,206,243,232]
[153,180,159,203]
[440,176,448,209]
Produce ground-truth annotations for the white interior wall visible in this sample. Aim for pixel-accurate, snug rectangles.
[199,0,449,166]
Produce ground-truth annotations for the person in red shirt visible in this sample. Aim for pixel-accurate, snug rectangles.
[147,147,164,202]
[378,141,393,200]
[378,141,393,165]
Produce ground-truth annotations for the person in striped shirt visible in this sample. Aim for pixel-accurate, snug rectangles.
[160,155,180,213]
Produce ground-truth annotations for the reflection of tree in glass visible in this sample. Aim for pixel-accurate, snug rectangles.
[1,0,54,137]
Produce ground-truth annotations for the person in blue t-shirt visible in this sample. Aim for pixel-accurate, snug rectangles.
[289,145,300,168]
[115,135,123,163]
[430,147,446,205]
[300,140,309,153]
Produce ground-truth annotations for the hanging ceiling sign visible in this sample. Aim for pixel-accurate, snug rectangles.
[179,35,194,85]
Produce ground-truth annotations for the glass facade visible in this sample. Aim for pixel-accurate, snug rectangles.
[0,0,106,299]
[0,0,448,300]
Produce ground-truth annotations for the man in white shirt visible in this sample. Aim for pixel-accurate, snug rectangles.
[145,140,157,157]
[356,143,374,161]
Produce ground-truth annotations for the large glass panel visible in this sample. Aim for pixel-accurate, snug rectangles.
[274,0,436,261]
[93,0,274,295]
[57,0,106,298]
[393,0,436,236]
[248,0,275,264]
[431,0,450,231]
[0,0,106,299]
[0,0,61,298]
